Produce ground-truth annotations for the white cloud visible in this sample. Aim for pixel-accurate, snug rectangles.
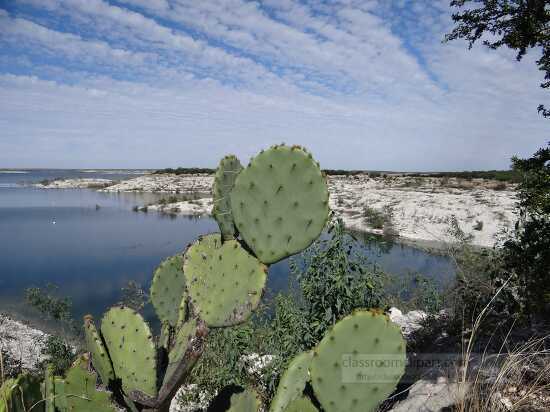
[1,0,548,169]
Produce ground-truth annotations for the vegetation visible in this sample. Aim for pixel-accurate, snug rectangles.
[6,142,550,411]
[154,167,215,175]
[407,169,522,182]
[503,142,550,316]
[24,285,78,375]
[446,0,550,117]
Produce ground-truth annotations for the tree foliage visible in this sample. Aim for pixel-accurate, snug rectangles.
[446,0,550,116]
[503,142,550,315]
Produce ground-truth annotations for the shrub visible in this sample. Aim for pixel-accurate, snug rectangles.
[473,220,483,231]
[292,219,386,345]
[25,286,72,324]
[503,143,550,317]
[363,206,386,229]
[34,335,75,376]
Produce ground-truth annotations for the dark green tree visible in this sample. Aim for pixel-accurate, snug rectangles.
[503,143,550,316]
[445,0,550,117]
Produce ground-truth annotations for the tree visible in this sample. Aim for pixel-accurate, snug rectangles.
[503,142,550,316]
[445,0,550,117]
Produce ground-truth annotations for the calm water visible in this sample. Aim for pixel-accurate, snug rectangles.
[0,170,455,325]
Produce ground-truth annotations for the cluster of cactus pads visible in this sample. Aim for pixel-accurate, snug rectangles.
[0,144,406,412]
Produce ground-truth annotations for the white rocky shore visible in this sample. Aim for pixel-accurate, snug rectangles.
[35,178,114,189]
[0,314,48,371]
[37,173,518,248]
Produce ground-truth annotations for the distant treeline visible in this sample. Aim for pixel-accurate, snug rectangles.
[154,167,215,175]
[154,167,381,176]
[154,167,521,182]
[404,170,522,182]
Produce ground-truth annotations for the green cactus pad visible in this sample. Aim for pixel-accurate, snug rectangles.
[101,306,158,398]
[230,144,329,264]
[310,310,406,412]
[183,234,267,327]
[63,355,117,412]
[150,254,186,327]
[283,397,317,412]
[44,365,55,412]
[270,351,312,412]
[212,155,243,240]
[53,377,67,411]
[0,373,43,412]
[162,319,197,388]
[227,389,261,412]
[84,315,115,386]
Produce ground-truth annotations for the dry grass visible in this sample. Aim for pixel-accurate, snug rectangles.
[455,282,550,411]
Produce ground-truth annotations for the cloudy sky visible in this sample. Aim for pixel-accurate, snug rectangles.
[0,0,547,170]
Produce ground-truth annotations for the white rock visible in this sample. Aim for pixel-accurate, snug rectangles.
[389,376,466,412]
[389,307,428,337]
[0,315,48,371]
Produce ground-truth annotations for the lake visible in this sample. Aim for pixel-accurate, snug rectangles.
[0,170,455,326]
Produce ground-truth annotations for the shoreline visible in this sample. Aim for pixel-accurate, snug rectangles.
[32,173,518,249]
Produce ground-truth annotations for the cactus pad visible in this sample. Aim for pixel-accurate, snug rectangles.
[84,315,115,386]
[0,373,42,412]
[101,306,158,398]
[45,365,55,412]
[270,351,312,412]
[150,254,186,327]
[283,397,317,412]
[183,234,267,327]
[227,389,261,412]
[310,310,406,412]
[53,377,67,411]
[63,355,117,412]
[212,155,243,240]
[230,144,329,264]
[163,318,198,386]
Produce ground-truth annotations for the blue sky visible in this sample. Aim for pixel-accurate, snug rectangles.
[0,0,548,170]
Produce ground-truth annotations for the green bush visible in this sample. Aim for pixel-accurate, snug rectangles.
[503,143,550,317]
[363,206,386,229]
[292,219,386,345]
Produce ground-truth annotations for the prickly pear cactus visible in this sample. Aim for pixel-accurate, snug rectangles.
[183,234,267,327]
[150,254,186,327]
[283,397,317,412]
[53,377,67,411]
[84,315,115,386]
[162,318,197,387]
[44,365,55,412]
[309,310,406,412]
[0,373,43,412]
[101,306,158,398]
[212,155,243,240]
[61,355,117,412]
[227,389,261,412]
[270,351,312,412]
[230,144,329,264]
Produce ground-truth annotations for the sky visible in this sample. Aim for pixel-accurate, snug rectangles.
[0,0,548,171]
